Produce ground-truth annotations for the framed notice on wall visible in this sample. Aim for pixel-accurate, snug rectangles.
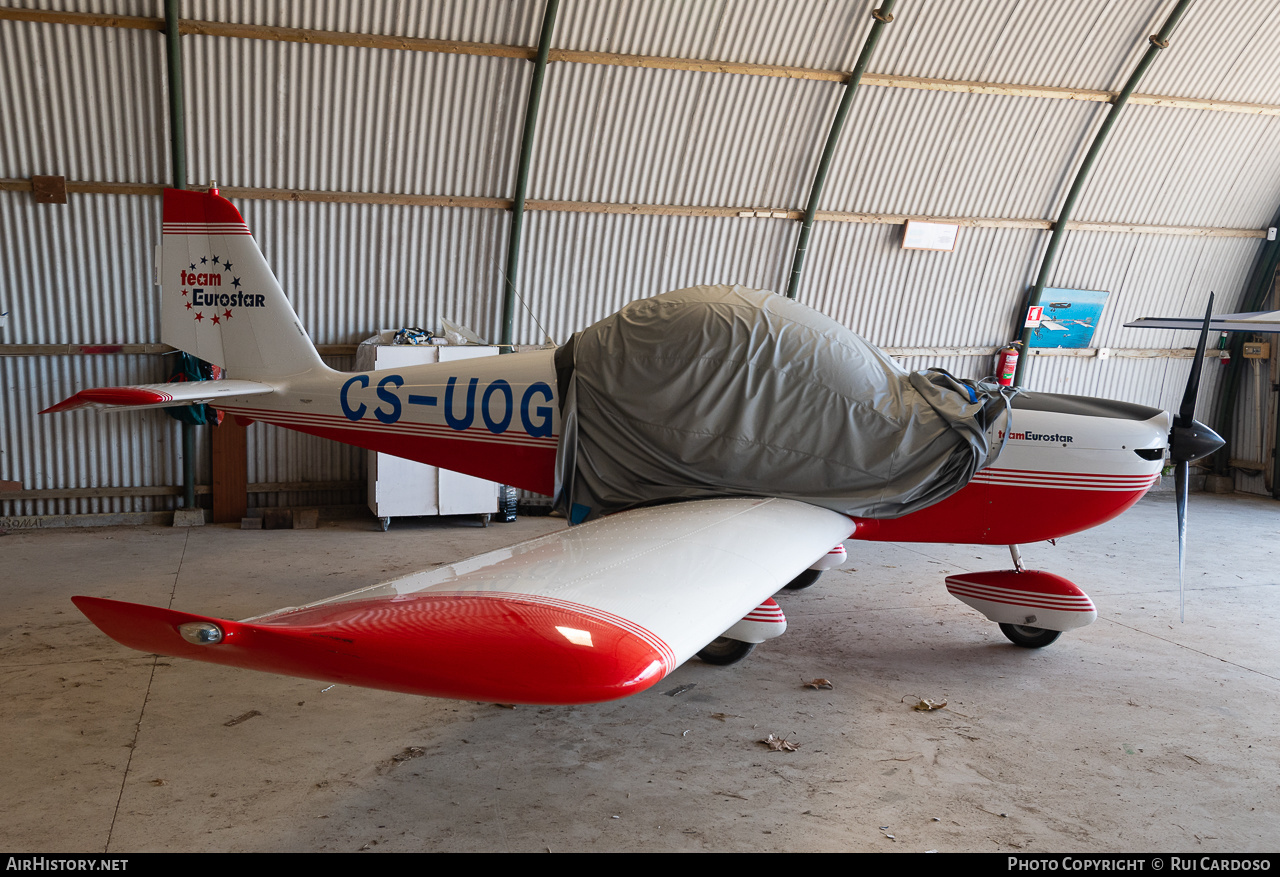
[902,219,959,251]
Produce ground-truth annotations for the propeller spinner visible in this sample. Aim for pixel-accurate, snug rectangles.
[1168,294,1226,621]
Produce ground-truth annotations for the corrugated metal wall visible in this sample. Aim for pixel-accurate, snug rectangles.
[1,354,193,516]
[184,0,543,44]
[530,62,835,209]
[554,0,872,69]
[241,200,509,345]
[4,0,1280,519]
[183,37,530,196]
[0,18,167,183]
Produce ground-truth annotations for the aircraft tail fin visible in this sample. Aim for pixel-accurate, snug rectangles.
[161,188,325,379]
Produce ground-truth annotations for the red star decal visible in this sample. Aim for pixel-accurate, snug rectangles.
[211,315,221,325]
[185,302,192,310]
[194,312,204,322]
[223,309,233,320]
[181,288,188,296]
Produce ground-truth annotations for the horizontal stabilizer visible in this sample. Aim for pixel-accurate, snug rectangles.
[73,497,855,704]
[41,380,274,414]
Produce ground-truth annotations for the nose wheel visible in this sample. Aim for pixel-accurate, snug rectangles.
[998,623,1062,648]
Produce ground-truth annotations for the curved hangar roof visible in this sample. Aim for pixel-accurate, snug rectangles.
[3,0,1279,512]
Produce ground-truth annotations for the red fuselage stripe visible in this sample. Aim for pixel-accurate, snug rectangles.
[854,476,1155,544]
[218,406,558,495]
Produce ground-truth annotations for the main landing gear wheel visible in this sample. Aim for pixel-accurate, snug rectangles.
[999,623,1062,649]
[696,637,756,665]
[782,569,823,591]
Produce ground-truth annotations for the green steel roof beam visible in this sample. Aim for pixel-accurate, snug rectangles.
[165,0,196,510]
[1013,0,1195,387]
[500,0,560,351]
[785,2,897,301]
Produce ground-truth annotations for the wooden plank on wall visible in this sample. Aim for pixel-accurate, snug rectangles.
[211,419,248,523]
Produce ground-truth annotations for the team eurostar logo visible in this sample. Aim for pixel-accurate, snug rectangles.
[179,254,265,325]
[999,429,1075,443]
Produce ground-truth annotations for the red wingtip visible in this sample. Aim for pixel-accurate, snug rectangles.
[72,594,670,705]
[40,396,84,414]
[163,187,245,225]
[41,387,174,413]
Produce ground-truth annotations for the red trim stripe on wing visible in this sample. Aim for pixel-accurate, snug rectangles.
[396,591,679,671]
[40,387,175,414]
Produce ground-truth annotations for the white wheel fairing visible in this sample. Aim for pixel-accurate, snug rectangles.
[945,569,1097,632]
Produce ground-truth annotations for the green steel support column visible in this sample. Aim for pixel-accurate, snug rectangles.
[785,1,896,301]
[500,0,560,352]
[1013,0,1194,387]
[165,0,186,193]
[165,0,195,509]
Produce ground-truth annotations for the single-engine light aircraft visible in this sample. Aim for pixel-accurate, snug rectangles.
[45,188,1224,704]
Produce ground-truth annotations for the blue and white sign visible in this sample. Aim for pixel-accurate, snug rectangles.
[1029,288,1109,349]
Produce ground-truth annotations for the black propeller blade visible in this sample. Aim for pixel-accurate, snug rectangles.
[1169,293,1225,621]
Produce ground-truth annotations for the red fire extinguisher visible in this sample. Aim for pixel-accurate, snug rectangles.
[996,342,1022,386]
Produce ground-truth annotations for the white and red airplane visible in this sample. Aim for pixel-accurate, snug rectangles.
[44,188,1223,705]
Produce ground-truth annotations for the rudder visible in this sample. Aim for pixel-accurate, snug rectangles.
[161,188,325,380]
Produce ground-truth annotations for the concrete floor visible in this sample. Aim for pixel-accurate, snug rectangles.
[2,491,1278,853]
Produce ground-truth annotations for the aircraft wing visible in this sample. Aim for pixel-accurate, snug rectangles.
[1125,311,1280,333]
[41,380,274,413]
[73,497,855,704]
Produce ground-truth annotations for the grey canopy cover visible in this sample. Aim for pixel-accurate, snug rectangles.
[553,286,1003,522]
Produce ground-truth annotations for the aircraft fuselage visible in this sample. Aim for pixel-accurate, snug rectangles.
[211,350,1169,545]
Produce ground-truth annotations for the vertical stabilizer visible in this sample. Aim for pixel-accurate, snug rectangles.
[161,189,325,379]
